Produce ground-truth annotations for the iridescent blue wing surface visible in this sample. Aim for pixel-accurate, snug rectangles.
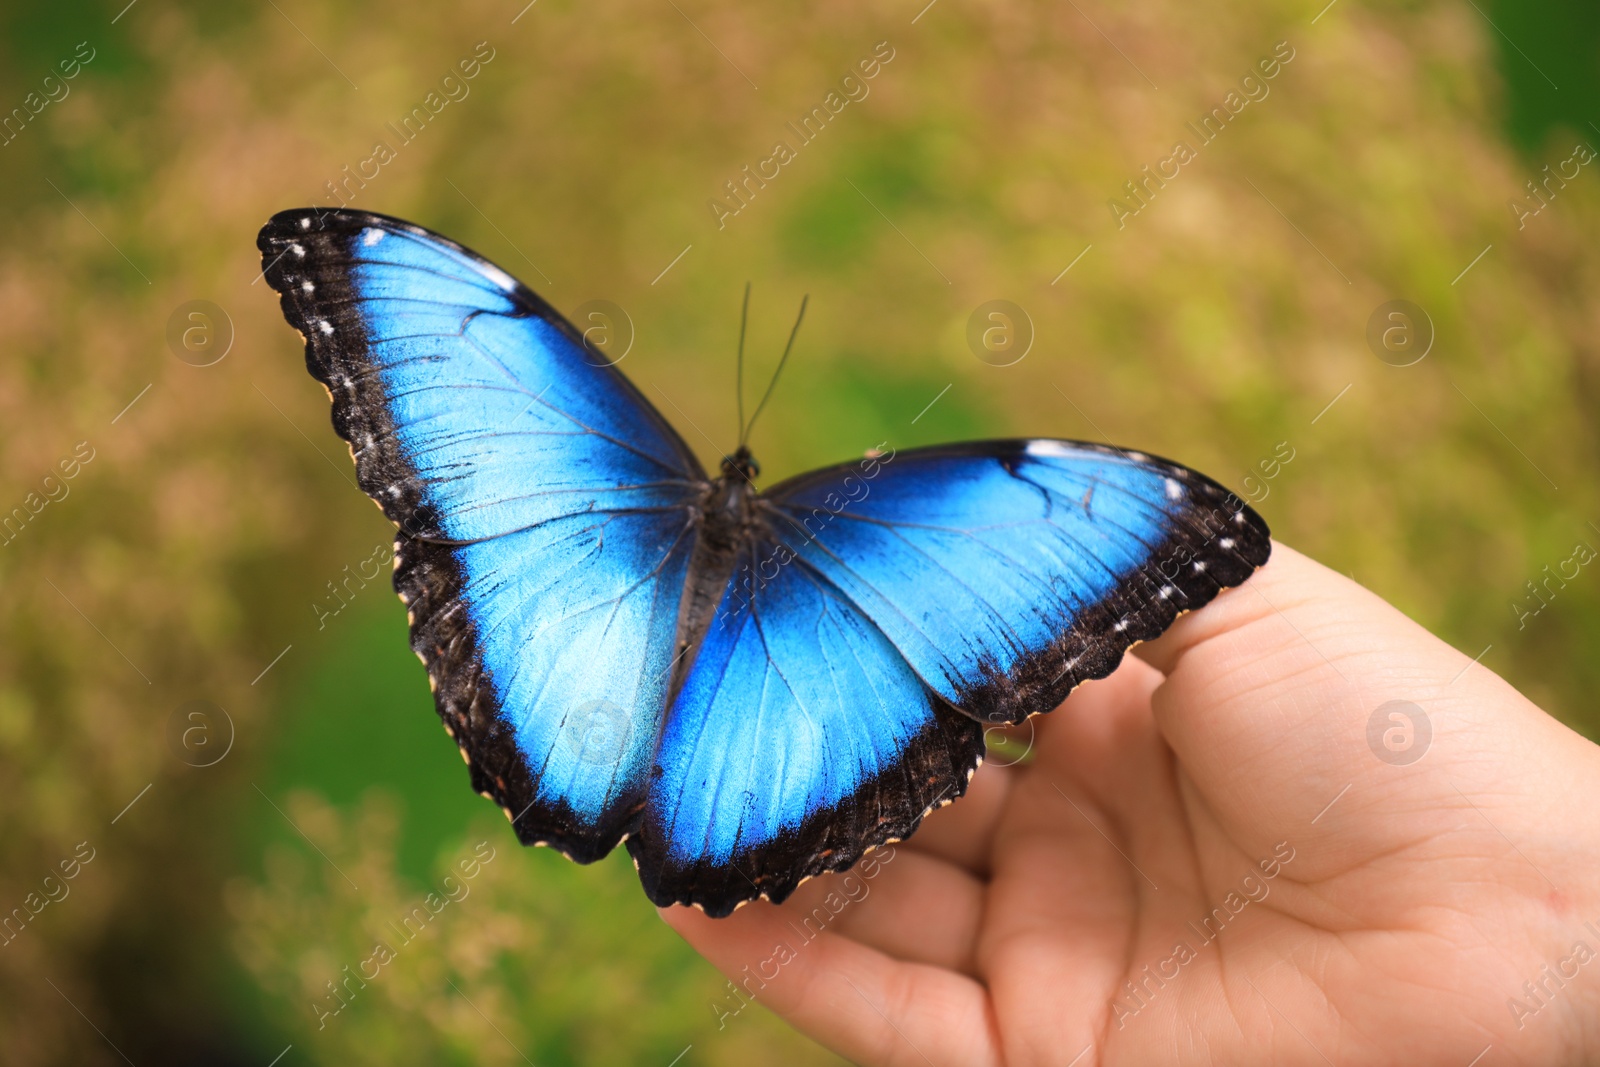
[258,209,707,862]
[628,530,986,915]
[762,440,1271,726]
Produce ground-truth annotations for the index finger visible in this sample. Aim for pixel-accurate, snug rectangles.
[1131,541,1582,869]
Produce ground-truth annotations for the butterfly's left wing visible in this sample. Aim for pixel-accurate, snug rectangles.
[258,209,708,863]
[762,439,1272,726]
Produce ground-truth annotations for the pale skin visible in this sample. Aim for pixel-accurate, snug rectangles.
[662,543,1600,1066]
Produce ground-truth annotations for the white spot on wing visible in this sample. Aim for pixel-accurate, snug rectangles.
[299,217,311,230]
[361,228,386,247]
[1219,537,1235,549]
[1024,440,1076,459]
[290,243,305,257]
[481,264,517,292]
[1164,477,1183,500]
[301,280,314,293]
[318,320,334,335]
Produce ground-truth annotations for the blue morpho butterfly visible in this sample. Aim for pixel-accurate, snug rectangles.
[258,209,1270,917]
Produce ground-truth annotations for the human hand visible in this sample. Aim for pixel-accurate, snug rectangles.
[662,543,1600,1065]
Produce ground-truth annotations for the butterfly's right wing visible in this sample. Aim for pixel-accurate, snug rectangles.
[762,439,1270,726]
[259,209,707,861]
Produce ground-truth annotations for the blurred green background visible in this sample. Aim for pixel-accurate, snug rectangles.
[1,0,1598,1063]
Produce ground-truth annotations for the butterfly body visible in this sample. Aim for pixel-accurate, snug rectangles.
[671,447,763,673]
[258,208,1270,916]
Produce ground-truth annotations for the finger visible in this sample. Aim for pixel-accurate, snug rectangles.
[1133,541,1435,849]
[781,846,986,974]
[661,902,1001,1067]
[1028,656,1204,895]
[898,758,1014,877]
[1134,540,1451,681]
[977,772,1139,1064]
[1132,541,1596,883]
[1033,652,1163,789]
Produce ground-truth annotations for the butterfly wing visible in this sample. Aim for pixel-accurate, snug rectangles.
[258,209,708,861]
[762,439,1271,725]
[627,531,986,915]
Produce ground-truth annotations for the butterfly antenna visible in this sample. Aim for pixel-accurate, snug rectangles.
[735,282,751,444]
[741,294,808,448]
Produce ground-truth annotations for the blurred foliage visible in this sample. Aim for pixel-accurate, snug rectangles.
[228,790,828,1066]
[1484,0,1600,154]
[0,0,1597,1062]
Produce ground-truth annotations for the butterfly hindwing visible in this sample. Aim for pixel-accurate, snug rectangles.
[258,209,708,860]
[626,534,986,916]
[764,439,1271,725]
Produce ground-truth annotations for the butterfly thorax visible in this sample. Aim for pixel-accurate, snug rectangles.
[698,445,761,559]
[698,470,758,551]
